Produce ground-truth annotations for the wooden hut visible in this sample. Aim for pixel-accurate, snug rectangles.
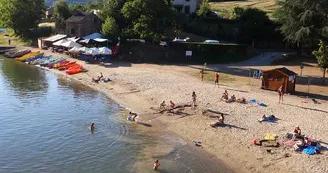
[261,67,297,93]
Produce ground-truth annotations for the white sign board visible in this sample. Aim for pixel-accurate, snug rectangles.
[186,51,192,56]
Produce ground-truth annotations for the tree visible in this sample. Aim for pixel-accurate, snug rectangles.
[121,0,176,41]
[313,40,328,84]
[238,8,272,46]
[100,0,127,29]
[196,0,210,17]
[230,6,244,19]
[53,1,71,31]
[102,17,120,39]
[68,5,86,14]
[274,0,328,47]
[0,0,45,38]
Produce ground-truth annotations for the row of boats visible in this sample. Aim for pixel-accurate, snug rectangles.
[15,51,86,75]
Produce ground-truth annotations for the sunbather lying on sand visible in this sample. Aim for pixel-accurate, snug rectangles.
[210,114,225,127]
[258,114,276,123]
[92,72,103,83]
[225,95,236,103]
[221,90,229,101]
[237,97,247,104]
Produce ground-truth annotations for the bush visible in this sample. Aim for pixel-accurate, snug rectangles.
[170,42,249,63]
[30,26,53,38]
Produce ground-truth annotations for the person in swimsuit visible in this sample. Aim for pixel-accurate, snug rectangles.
[210,114,225,127]
[192,92,197,109]
[159,101,166,111]
[169,101,175,110]
[92,72,103,83]
[278,84,285,103]
[89,122,95,131]
[214,72,219,87]
[129,112,138,121]
[221,90,229,101]
[153,160,160,170]
[200,70,204,82]
[293,126,301,137]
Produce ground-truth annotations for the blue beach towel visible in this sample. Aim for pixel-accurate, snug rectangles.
[249,99,256,103]
[302,146,320,155]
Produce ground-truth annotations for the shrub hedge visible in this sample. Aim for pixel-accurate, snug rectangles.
[170,42,249,63]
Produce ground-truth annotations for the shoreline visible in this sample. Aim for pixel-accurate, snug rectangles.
[31,51,236,172]
[18,48,328,173]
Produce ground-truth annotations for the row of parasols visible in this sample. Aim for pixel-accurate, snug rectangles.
[69,47,112,56]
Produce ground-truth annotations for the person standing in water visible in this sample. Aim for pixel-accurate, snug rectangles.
[153,160,160,170]
[278,84,285,103]
[89,122,95,131]
[192,91,197,109]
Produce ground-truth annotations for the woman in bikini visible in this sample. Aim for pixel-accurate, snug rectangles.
[278,84,285,103]
[192,92,197,109]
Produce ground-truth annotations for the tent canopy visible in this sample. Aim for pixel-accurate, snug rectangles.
[83,32,103,40]
[69,46,80,52]
[86,48,100,55]
[44,34,67,42]
[78,39,96,44]
[94,38,110,42]
[79,47,91,52]
[67,37,81,42]
[98,47,112,55]
[61,41,82,48]
[53,39,68,46]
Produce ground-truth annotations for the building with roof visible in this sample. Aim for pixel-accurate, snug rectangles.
[261,67,297,93]
[65,11,102,37]
[172,0,203,15]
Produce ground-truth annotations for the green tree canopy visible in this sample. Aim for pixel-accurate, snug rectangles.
[53,1,71,21]
[102,17,120,39]
[274,0,328,47]
[238,8,272,46]
[230,6,244,19]
[313,40,328,84]
[196,0,210,17]
[68,4,86,14]
[100,0,127,29]
[121,0,178,41]
[0,0,45,38]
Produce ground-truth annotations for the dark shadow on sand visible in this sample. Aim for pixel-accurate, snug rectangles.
[283,103,328,114]
[136,122,152,127]
[213,123,247,130]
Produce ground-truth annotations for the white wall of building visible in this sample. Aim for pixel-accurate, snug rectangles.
[172,0,199,14]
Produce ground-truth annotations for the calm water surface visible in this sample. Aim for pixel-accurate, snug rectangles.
[0,56,232,173]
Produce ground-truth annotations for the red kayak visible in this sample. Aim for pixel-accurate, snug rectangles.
[66,67,83,75]
[58,62,77,71]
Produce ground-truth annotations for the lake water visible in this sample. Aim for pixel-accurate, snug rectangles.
[0,55,232,173]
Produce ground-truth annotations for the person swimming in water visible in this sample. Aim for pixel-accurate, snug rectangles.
[153,160,160,170]
[89,122,95,131]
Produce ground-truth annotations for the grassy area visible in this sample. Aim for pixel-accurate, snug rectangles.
[210,0,277,18]
[0,30,28,46]
[195,70,236,83]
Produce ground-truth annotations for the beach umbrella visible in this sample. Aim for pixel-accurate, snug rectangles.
[69,46,80,52]
[61,41,82,48]
[98,47,112,55]
[53,39,68,46]
[85,48,100,55]
[78,47,91,52]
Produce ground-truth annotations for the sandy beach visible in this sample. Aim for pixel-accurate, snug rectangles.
[31,48,328,173]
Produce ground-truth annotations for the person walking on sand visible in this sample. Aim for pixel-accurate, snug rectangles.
[192,91,197,109]
[214,72,219,87]
[200,69,204,82]
[153,160,160,170]
[278,84,285,103]
[8,38,11,45]
[129,112,138,121]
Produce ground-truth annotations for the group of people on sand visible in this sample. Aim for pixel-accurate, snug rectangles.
[220,90,246,104]
[92,72,111,83]
[200,70,220,88]
[159,101,176,111]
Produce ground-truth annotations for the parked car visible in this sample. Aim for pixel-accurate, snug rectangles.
[203,40,220,44]
[173,37,190,42]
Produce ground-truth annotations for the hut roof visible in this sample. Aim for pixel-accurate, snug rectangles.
[264,67,297,76]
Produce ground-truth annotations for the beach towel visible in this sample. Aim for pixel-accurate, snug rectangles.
[249,99,256,103]
[302,146,320,155]
[258,102,266,107]
[283,139,296,148]
[264,133,278,141]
